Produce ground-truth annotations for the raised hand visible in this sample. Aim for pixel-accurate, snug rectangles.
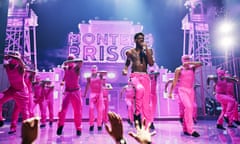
[128,119,156,144]
[21,117,39,144]
[105,111,124,143]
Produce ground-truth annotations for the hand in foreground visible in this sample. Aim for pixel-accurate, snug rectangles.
[128,119,156,144]
[21,117,39,144]
[105,111,124,143]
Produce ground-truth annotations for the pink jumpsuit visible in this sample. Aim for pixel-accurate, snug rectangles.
[178,67,196,134]
[32,81,46,125]
[215,77,235,126]
[42,83,54,123]
[88,76,104,127]
[58,62,82,131]
[0,56,29,132]
[130,72,152,126]
[10,70,35,132]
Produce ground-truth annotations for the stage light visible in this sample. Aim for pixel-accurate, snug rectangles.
[213,19,237,50]
[83,72,91,78]
[107,72,116,79]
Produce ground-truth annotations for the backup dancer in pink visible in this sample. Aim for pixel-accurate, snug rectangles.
[122,32,154,128]
[120,79,135,126]
[102,77,112,124]
[57,55,83,136]
[224,73,240,125]
[207,68,236,130]
[32,76,46,128]
[42,79,54,126]
[169,55,202,137]
[149,69,159,130]
[0,52,30,134]
[84,65,104,132]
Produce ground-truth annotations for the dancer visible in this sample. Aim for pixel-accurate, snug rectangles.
[57,54,83,136]
[42,79,54,126]
[207,68,236,130]
[122,32,154,128]
[32,75,46,128]
[148,68,159,130]
[83,65,104,132]
[120,78,135,126]
[0,52,30,134]
[169,55,202,137]
[224,72,240,125]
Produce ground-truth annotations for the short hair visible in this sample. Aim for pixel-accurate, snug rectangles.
[134,32,144,40]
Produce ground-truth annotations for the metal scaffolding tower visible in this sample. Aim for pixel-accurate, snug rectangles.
[182,0,212,66]
[5,1,38,69]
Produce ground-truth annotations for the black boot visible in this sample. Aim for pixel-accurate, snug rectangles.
[57,126,63,135]
[134,114,142,128]
[150,122,155,130]
[216,124,226,130]
[0,120,4,127]
[89,125,94,132]
[76,130,81,136]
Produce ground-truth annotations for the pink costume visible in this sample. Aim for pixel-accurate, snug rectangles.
[121,81,135,124]
[0,52,29,133]
[42,81,54,125]
[84,65,104,131]
[215,69,235,126]
[130,73,152,126]
[102,78,112,124]
[32,78,46,126]
[57,56,83,136]
[178,66,196,134]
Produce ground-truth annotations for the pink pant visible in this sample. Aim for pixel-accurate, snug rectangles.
[0,87,29,130]
[58,90,82,130]
[102,96,108,123]
[32,100,47,124]
[89,93,104,126]
[178,87,195,134]
[216,93,235,125]
[151,92,157,119]
[130,73,152,125]
[125,98,134,122]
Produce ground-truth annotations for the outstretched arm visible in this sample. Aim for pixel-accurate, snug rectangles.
[122,51,131,75]
[207,75,217,87]
[169,68,181,98]
[183,61,202,69]
[165,79,173,93]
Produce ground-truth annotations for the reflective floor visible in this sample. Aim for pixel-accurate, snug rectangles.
[0,120,239,144]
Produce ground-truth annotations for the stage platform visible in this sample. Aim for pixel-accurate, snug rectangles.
[0,119,239,144]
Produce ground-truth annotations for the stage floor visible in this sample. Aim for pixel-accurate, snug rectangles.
[0,120,239,144]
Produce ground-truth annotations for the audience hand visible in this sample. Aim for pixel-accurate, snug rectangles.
[105,111,124,143]
[128,119,156,144]
[21,117,39,144]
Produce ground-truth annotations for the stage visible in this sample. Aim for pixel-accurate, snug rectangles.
[0,119,239,144]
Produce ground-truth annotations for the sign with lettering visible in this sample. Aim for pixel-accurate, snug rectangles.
[68,20,154,63]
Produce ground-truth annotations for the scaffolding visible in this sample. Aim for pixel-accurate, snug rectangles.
[5,2,38,69]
